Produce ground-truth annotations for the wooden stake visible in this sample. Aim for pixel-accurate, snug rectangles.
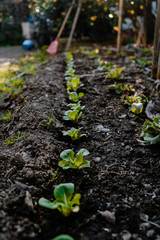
[57,0,75,39]
[152,0,160,79]
[65,0,82,51]
[117,0,124,55]
[157,30,160,79]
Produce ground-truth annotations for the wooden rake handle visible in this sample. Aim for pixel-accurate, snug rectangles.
[57,0,76,39]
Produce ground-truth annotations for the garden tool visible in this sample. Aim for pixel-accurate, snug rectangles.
[47,0,75,55]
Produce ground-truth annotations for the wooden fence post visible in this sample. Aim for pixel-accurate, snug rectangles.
[117,0,124,55]
[65,0,82,51]
[152,0,160,79]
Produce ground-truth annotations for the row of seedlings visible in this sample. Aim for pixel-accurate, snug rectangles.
[38,52,90,240]
[92,51,160,145]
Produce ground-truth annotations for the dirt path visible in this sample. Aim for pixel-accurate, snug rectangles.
[0,46,25,66]
[0,50,160,240]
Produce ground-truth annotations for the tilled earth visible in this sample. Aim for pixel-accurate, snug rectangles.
[0,48,160,240]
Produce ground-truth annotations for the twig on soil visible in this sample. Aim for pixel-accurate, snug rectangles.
[102,170,127,178]
[4,166,17,179]
[150,159,160,169]
[79,72,107,78]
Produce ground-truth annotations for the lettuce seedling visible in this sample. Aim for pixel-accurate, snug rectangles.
[67,91,84,102]
[135,58,152,67]
[108,82,134,94]
[63,109,82,122]
[122,93,148,114]
[140,116,160,144]
[62,127,86,140]
[106,67,125,79]
[67,78,84,92]
[95,58,113,71]
[53,235,74,240]
[38,183,81,217]
[58,148,90,170]
[67,101,85,111]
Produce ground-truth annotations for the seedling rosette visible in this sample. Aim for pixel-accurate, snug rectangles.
[59,148,90,170]
[67,91,84,102]
[63,109,82,122]
[66,77,84,92]
[140,116,160,145]
[62,127,86,141]
[106,67,125,79]
[38,183,81,217]
[68,101,85,111]
[108,82,134,94]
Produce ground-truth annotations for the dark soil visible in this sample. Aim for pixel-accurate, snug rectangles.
[0,47,160,240]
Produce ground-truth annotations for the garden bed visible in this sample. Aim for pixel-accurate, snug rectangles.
[0,47,160,240]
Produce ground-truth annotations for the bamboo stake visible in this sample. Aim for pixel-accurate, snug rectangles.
[65,0,82,51]
[57,0,76,39]
[152,0,160,79]
[117,0,124,55]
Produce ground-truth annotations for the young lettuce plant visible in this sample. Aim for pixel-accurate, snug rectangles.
[38,183,81,217]
[62,127,86,141]
[106,67,125,79]
[140,116,160,144]
[66,77,84,92]
[68,101,85,111]
[67,91,84,102]
[58,148,90,170]
[108,82,134,94]
[122,93,148,114]
[63,109,82,122]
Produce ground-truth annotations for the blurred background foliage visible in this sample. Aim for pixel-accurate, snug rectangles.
[0,0,156,46]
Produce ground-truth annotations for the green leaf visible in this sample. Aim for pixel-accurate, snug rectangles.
[58,161,73,170]
[131,102,143,114]
[74,152,84,167]
[71,193,81,206]
[77,148,90,156]
[78,92,84,98]
[68,110,79,121]
[60,149,74,162]
[144,133,160,145]
[79,160,90,169]
[54,183,74,203]
[38,198,58,209]
[52,234,74,240]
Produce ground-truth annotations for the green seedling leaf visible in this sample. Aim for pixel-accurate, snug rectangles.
[60,149,74,162]
[52,234,74,240]
[59,148,90,170]
[38,198,59,210]
[140,116,160,145]
[39,183,81,217]
[131,102,143,114]
[67,101,85,111]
